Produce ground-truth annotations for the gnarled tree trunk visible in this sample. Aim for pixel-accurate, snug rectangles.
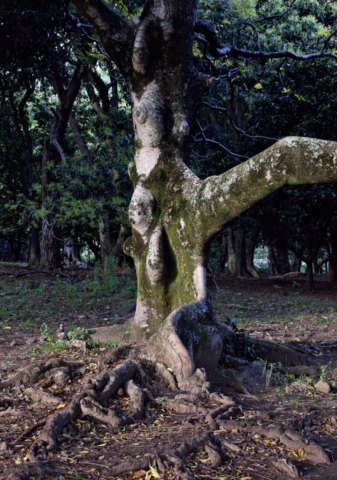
[74,0,337,385]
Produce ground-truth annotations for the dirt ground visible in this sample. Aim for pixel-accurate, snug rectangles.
[0,264,337,480]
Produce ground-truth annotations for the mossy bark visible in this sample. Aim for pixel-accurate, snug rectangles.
[74,0,337,384]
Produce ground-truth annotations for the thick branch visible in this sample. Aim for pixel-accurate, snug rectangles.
[194,137,337,240]
[72,0,134,76]
[194,19,337,61]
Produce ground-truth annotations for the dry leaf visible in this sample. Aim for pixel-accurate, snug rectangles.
[149,464,161,479]
[56,404,65,409]
[298,447,305,457]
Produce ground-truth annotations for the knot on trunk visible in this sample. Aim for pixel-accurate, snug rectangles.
[129,184,156,238]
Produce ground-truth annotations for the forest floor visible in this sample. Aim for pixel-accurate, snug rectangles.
[0,263,337,480]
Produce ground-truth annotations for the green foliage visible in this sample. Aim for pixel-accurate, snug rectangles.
[67,327,95,341]
[88,257,136,297]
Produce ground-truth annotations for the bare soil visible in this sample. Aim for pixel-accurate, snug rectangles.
[0,265,336,480]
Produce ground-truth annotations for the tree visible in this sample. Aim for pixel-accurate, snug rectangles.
[58,0,337,387]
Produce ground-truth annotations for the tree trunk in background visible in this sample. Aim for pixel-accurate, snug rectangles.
[313,257,322,274]
[227,228,235,274]
[234,229,247,276]
[328,225,337,283]
[99,218,115,262]
[63,237,82,264]
[246,227,259,277]
[86,239,101,263]
[68,111,89,156]
[40,140,61,270]
[41,215,61,270]
[218,233,227,272]
[305,262,314,292]
[269,245,290,274]
[40,66,82,270]
[114,224,127,269]
[291,250,302,272]
[28,227,40,267]
[268,246,277,274]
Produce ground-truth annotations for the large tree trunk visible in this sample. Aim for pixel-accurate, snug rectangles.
[74,0,337,385]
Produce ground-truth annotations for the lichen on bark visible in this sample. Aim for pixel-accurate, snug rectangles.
[75,0,337,385]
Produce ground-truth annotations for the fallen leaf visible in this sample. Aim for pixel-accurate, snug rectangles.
[57,404,65,409]
[149,464,161,479]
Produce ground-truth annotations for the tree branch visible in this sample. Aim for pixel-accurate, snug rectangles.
[202,101,278,142]
[194,19,337,62]
[195,118,246,161]
[194,137,337,241]
[72,0,134,76]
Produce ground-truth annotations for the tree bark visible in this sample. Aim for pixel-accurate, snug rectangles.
[29,227,40,267]
[218,233,227,272]
[227,228,235,274]
[246,227,259,277]
[328,225,337,283]
[291,249,302,272]
[234,229,247,276]
[68,111,89,156]
[270,245,290,275]
[305,262,314,292]
[71,0,337,385]
[40,215,61,270]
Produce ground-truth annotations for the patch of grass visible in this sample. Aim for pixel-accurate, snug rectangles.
[67,327,95,341]
[87,339,122,350]
[36,340,68,354]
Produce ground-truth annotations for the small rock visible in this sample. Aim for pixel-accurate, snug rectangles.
[117,388,124,396]
[9,340,17,347]
[26,337,37,345]
[315,380,331,394]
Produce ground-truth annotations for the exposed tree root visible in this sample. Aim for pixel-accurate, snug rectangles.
[22,359,152,462]
[25,388,60,407]
[0,359,85,389]
[3,355,333,480]
[160,433,209,480]
[3,462,66,480]
[221,419,331,465]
